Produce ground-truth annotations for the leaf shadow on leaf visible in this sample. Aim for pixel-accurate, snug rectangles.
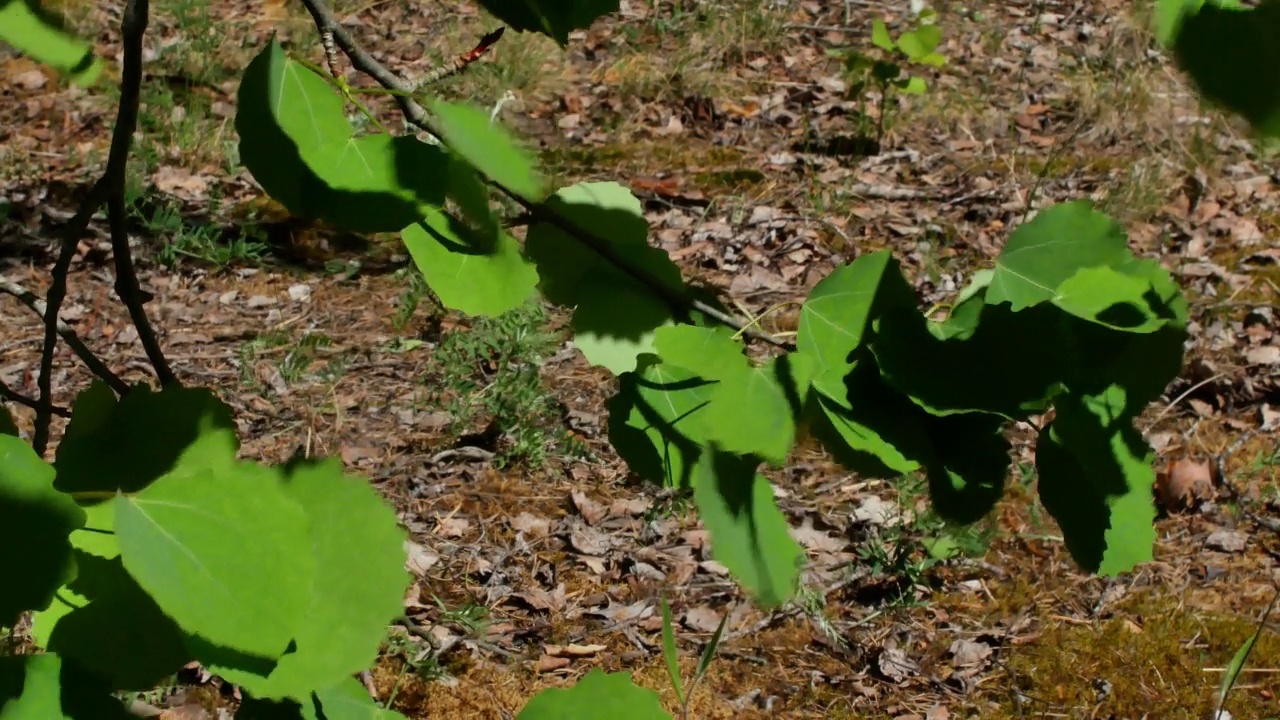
[922,413,1009,525]
[0,654,136,719]
[54,386,236,495]
[0,496,78,621]
[607,368,712,489]
[408,210,498,255]
[1172,0,1280,138]
[804,357,934,478]
[236,41,449,234]
[696,449,795,606]
[1036,403,1156,575]
[45,549,192,690]
[872,302,1066,419]
[0,436,83,625]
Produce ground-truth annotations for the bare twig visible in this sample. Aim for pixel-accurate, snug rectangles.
[105,0,175,387]
[0,378,71,418]
[31,0,169,454]
[295,0,793,350]
[0,275,129,396]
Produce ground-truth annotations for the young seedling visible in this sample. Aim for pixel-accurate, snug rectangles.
[827,11,948,144]
[660,597,728,720]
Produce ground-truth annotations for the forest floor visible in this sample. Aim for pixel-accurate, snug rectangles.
[2,0,1280,718]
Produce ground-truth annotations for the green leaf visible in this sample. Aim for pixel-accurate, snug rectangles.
[517,668,669,720]
[796,250,917,399]
[871,18,896,51]
[526,182,680,305]
[896,25,941,60]
[653,325,745,381]
[694,611,728,680]
[871,302,1066,419]
[1051,266,1169,333]
[257,459,409,700]
[0,435,83,624]
[1036,396,1157,576]
[807,359,932,477]
[113,432,314,658]
[1166,0,1280,138]
[693,449,802,608]
[702,353,817,464]
[986,201,1133,311]
[402,207,539,317]
[55,384,235,493]
[33,501,192,690]
[432,100,546,202]
[471,0,619,45]
[0,1,103,86]
[572,277,674,374]
[896,76,928,94]
[236,39,449,232]
[0,654,133,720]
[607,364,714,488]
[0,403,17,436]
[238,677,408,720]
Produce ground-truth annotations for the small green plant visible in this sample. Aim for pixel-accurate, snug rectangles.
[392,267,434,332]
[827,10,947,143]
[855,474,994,608]
[660,597,727,720]
[430,300,567,468]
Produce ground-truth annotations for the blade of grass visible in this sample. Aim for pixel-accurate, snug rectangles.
[660,598,685,705]
[1214,586,1280,719]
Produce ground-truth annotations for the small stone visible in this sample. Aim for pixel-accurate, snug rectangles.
[1205,529,1247,553]
[287,283,312,303]
[247,294,275,308]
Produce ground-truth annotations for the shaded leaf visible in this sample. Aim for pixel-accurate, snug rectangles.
[55,384,235,495]
[693,449,801,607]
[607,364,714,488]
[472,0,619,45]
[572,277,674,374]
[0,435,83,624]
[1166,0,1280,138]
[0,654,133,719]
[237,39,448,232]
[1036,396,1157,575]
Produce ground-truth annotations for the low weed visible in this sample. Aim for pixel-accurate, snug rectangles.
[428,300,571,469]
[855,473,995,608]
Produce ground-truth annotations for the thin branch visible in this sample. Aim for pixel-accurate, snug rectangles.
[296,0,793,350]
[0,276,130,396]
[0,378,71,418]
[106,0,174,387]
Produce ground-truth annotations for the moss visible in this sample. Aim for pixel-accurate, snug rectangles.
[971,586,1280,718]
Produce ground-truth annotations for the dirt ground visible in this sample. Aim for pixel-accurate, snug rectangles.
[2,0,1279,718]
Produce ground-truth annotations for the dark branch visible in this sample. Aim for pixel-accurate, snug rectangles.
[295,0,792,350]
[107,0,175,387]
[0,275,130,396]
[0,379,71,418]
